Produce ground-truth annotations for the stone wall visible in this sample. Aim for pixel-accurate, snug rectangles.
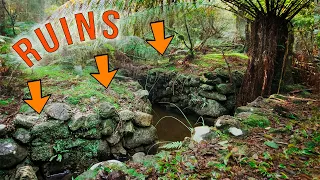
[140,68,244,124]
[0,101,157,178]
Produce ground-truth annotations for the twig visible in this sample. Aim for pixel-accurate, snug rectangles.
[221,50,233,85]
[6,63,21,89]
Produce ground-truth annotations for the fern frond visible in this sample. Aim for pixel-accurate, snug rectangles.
[160,141,183,150]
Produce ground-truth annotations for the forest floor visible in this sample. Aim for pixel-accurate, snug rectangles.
[82,92,320,180]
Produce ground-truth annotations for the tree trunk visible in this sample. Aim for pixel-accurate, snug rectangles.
[0,1,5,35]
[237,15,292,106]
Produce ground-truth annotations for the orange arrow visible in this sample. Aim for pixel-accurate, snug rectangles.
[90,54,118,89]
[146,20,174,55]
[23,80,51,114]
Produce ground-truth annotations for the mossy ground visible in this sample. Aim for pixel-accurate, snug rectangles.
[19,65,138,113]
[142,52,248,76]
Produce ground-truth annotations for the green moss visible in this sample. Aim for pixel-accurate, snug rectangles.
[31,121,70,142]
[0,97,14,106]
[243,114,271,128]
[19,104,31,113]
[83,140,100,158]
[31,143,54,161]
[22,64,136,110]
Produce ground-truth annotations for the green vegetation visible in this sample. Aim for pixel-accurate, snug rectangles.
[243,114,271,128]
[22,65,134,110]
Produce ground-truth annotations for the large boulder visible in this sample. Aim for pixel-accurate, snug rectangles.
[45,103,71,121]
[191,99,227,118]
[133,111,153,127]
[124,126,157,149]
[99,102,116,119]
[0,138,28,168]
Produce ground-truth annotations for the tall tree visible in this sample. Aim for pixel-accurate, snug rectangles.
[0,0,5,35]
[221,0,313,106]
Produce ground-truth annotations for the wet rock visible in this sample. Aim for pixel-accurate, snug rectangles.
[45,103,71,121]
[199,91,227,101]
[14,114,39,128]
[118,110,135,121]
[99,102,116,119]
[31,143,53,161]
[200,84,215,91]
[134,89,149,99]
[192,126,211,143]
[215,115,240,128]
[0,124,6,136]
[68,113,100,131]
[15,166,38,180]
[228,127,243,136]
[192,99,227,118]
[0,138,28,168]
[31,121,70,141]
[133,111,152,127]
[111,142,127,159]
[106,131,122,146]
[124,126,157,149]
[101,119,116,136]
[13,128,31,144]
[132,152,145,163]
[216,83,234,94]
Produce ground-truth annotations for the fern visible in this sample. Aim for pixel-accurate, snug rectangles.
[160,141,183,150]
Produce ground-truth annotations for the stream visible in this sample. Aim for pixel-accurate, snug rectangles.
[151,104,200,142]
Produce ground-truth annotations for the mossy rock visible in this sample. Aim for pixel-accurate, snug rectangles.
[101,119,116,136]
[243,114,270,128]
[69,113,101,131]
[76,128,101,139]
[31,121,70,142]
[31,143,54,161]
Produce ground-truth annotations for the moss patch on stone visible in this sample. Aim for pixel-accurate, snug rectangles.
[243,114,270,128]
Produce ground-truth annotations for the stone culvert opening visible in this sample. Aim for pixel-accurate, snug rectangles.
[138,68,244,141]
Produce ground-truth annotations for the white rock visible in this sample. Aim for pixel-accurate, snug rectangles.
[228,127,243,136]
[90,160,124,170]
[192,126,211,143]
